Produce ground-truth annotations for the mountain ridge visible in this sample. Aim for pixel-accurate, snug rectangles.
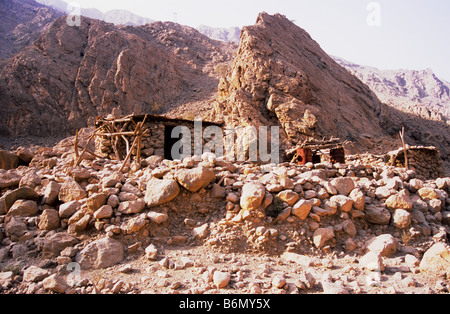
[36,0,154,26]
[334,56,450,125]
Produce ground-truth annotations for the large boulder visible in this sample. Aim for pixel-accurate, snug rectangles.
[1,187,39,214]
[174,167,216,193]
[0,150,19,170]
[6,200,38,220]
[240,182,266,211]
[58,178,87,203]
[366,234,398,257]
[5,217,27,242]
[41,232,79,259]
[330,178,355,196]
[364,205,391,225]
[145,179,180,208]
[75,237,125,270]
[313,228,335,249]
[292,199,312,220]
[385,189,413,211]
[419,243,450,276]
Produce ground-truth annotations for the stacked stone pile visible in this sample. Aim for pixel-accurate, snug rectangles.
[0,140,449,294]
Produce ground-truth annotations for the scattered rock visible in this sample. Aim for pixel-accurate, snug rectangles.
[0,272,14,288]
[0,150,19,170]
[2,186,39,213]
[59,200,81,219]
[5,217,27,242]
[292,200,312,220]
[417,187,439,201]
[7,200,38,219]
[75,237,125,270]
[385,189,413,211]
[94,205,113,219]
[42,274,69,294]
[366,234,398,257]
[145,179,180,208]
[43,181,62,205]
[145,244,158,261]
[213,271,231,289]
[192,223,209,239]
[272,275,286,289]
[321,273,349,294]
[359,251,385,272]
[330,177,355,196]
[313,228,335,249]
[277,190,299,206]
[58,178,87,203]
[175,167,216,192]
[419,243,450,276]
[147,211,169,224]
[365,205,391,225]
[117,199,146,215]
[38,209,61,230]
[329,195,353,212]
[392,209,411,229]
[240,182,266,211]
[41,232,79,258]
[86,193,108,212]
[23,266,50,283]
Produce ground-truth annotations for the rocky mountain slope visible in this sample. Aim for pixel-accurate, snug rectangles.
[197,25,241,44]
[207,13,399,155]
[0,15,235,138]
[334,58,450,168]
[0,0,62,60]
[334,57,450,124]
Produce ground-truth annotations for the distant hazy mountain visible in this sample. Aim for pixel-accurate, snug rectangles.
[196,25,241,43]
[334,56,450,124]
[36,0,154,25]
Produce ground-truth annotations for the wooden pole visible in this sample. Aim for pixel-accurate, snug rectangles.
[75,132,96,167]
[74,129,79,159]
[399,127,409,170]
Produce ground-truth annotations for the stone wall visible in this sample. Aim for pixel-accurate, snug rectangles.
[94,115,222,161]
[388,146,444,179]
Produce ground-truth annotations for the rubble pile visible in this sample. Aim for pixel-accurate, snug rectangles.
[0,134,449,294]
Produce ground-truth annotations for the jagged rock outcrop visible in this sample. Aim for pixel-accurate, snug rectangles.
[209,13,398,155]
[0,16,235,138]
[0,0,62,60]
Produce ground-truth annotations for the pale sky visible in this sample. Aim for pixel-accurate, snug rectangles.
[68,0,450,81]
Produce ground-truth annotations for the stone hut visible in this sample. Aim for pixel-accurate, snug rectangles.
[387,146,444,179]
[94,114,223,161]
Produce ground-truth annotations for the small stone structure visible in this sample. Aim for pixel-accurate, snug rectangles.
[94,114,223,161]
[286,138,347,165]
[387,146,444,179]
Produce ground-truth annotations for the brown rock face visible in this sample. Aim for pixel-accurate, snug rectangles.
[0,0,62,60]
[0,16,235,138]
[210,13,396,154]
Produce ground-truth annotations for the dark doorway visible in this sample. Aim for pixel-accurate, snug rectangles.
[164,125,182,160]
